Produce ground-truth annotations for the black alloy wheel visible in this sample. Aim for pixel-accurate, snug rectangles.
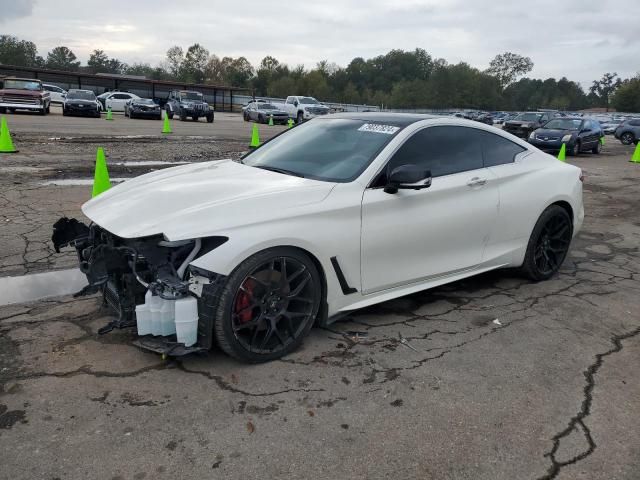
[213,248,321,362]
[521,205,572,281]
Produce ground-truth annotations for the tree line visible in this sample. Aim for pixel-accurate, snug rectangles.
[1,35,638,112]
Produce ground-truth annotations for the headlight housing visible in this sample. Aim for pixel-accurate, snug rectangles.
[529,132,536,140]
[562,134,573,143]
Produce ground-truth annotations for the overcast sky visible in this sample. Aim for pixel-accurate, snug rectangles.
[1,0,636,87]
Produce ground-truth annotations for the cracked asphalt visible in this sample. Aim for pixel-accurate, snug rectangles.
[1,112,639,480]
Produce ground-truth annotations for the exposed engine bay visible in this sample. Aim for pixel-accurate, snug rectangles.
[51,217,227,355]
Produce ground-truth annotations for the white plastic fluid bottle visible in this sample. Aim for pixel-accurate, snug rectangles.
[149,293,162,336]
[174,296,199,347]
[159,299,176,336]
[135,290,153,336]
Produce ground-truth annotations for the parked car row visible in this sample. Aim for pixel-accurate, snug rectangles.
[242,96,330,124]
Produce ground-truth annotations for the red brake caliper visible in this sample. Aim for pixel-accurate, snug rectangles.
[234,279,255,324]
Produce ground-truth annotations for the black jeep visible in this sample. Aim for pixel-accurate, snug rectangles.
[165,90,214,122]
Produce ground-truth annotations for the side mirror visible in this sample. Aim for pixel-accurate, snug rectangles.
[384,165,432,194]
[294,101,298,107]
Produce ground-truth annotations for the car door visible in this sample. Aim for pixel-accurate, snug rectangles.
[107,93,130,112]
[248,103,258,121]
[476,130,530,263]
[587,120,601,146]
[360,125,499,294]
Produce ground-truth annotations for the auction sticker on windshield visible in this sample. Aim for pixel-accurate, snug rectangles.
[358,123,400,135]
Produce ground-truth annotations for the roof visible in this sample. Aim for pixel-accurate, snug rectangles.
[2,77,42,82]
[326,112,439,126]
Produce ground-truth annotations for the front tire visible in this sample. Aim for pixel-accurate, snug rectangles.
[520,205,573,281]
[166,108,174,120]
[212,247,322,363]
[569,141,580,156]
[206,113,214,123]
[592,140,602,154]
[296,111,304,124]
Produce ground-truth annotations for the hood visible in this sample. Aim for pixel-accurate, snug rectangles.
[66,99,96,105]
[82,159,336,240]
[0,88,42,97]
[261,109,287,114]
[535,128,575,137]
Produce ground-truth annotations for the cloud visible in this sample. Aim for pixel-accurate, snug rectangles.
[0,0,633,86]
[0,0,36,23]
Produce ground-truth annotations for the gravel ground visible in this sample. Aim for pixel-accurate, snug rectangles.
[0,116,639,480]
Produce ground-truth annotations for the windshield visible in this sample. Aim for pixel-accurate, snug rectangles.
[243,119,402,182]
[68,91,96,100]
[4,79,41,91]
[299,97,319,105]
[516,113,543,121]
[259,104,277,110]
[180,92,203,100]
[543,119,582,130]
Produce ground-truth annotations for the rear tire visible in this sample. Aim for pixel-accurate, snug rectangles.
[179,110,187,121]
[620,132,634,145]
[212,247,322,363]
[520,205,573,281]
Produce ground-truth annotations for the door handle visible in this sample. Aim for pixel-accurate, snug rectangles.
[467,177,487,187]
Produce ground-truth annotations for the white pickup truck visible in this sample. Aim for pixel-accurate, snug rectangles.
[283,96,330,123]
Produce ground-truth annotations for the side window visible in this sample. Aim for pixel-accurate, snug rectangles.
[479,130,525,167]
[628,120,640,127]
[582,120,591,130]
[386,126,484,179]
[113,93,129,100]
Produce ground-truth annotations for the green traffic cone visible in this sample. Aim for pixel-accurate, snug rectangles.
[105,107,113,121]
[249,123,261,148]
[162,111,172,134]
[599,135,605,146]
[557,143,566,162]
[631,143,640,164]
[268,114,274,126]
[287,118,294,129]
[92,147,112,197]
[0,117,17,153]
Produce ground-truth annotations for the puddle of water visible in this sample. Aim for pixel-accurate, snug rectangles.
[0,269,88,306]
[115,160,189,167]
[39,178,129,186]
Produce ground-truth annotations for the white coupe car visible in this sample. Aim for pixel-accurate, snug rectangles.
[52,113,584,362]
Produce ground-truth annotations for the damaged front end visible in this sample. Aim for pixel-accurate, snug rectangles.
[52,217,227,356]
